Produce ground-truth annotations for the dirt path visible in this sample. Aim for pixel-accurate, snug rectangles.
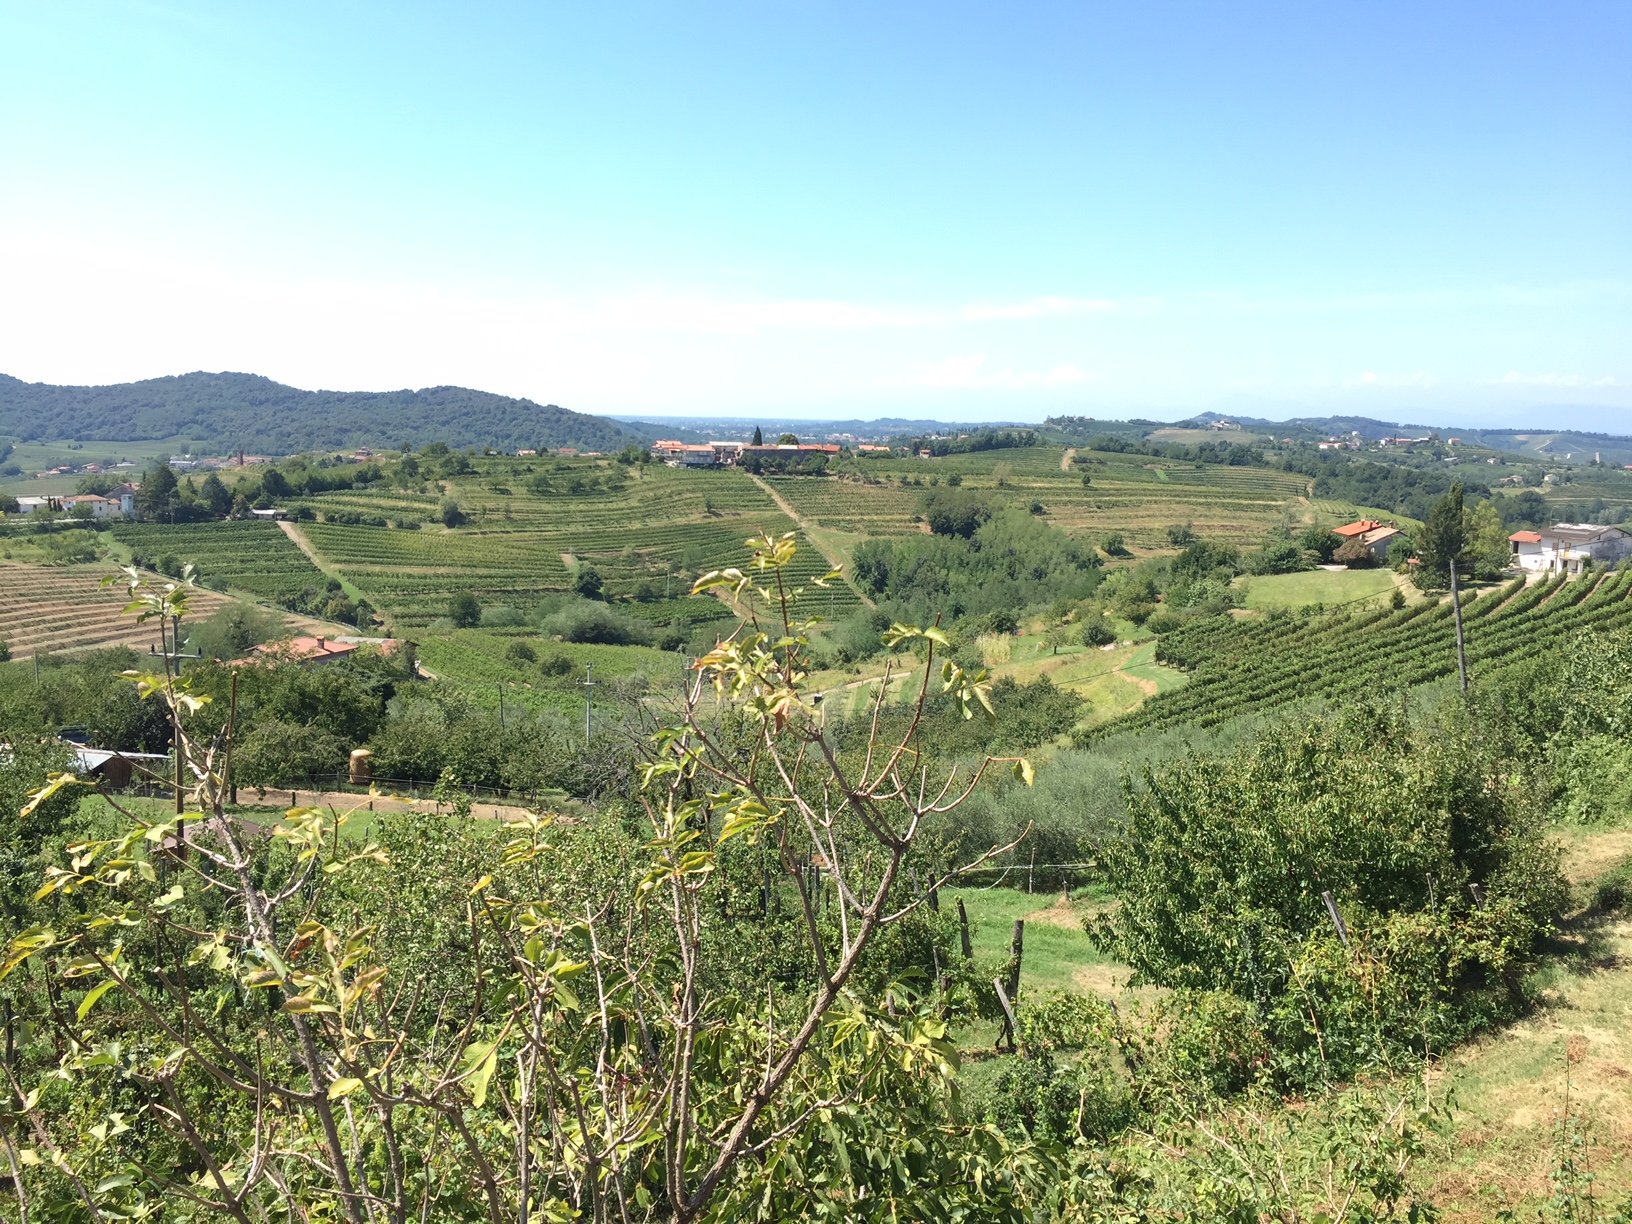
[746,472,876,608]
[1061,447,1076,472]
[1123,672,1160,697]
[278,521,339,580]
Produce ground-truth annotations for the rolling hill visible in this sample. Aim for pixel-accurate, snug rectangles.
[0,371,642,454]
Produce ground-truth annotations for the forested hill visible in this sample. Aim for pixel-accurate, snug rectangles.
[0,371,641,454]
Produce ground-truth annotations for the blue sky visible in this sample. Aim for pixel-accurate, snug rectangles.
[1,1,1627,426]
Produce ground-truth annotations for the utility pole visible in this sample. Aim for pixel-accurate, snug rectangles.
[497,683,505,729]
[582,662,598,743]
[1449,562,1469,693]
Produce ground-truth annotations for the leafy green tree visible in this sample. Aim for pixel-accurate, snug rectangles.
[198,470,233,516]
[1298,525,1340,563]
[1095,700,1564,1087]
[187,600,282,659]
[777,432,800,444]
[448,589,481,627]
[571,563,605,600]
[1463,497,1511,578]
[439,497,467,527]
[136,462,179,518]
[751,425,763,445]
[0,546,1035,1221]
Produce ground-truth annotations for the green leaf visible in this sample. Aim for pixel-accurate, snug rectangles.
[328,1077,362,1100]
[77,979,119,1021]
[461,1040,500,1107]
[1012,758,1035,787]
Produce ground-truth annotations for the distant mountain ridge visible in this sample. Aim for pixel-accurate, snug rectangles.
[0,371,641,454]
[1175,411,1632,463]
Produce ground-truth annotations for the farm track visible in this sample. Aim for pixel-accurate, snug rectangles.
[747,473,876,609]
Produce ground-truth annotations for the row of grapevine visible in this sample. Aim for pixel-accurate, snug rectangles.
[1104,568,1632,734]
[110,522,329,603]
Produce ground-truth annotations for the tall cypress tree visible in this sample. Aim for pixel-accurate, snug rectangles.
[752,426,763,446]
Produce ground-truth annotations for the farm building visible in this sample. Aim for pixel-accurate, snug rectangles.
[1333,518,1403,562]
[62,494,130,519]
[649,441,744,467]
[1509,524,1632,574]
[239,636,401,668]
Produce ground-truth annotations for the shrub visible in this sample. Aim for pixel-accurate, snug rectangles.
[233,719,349,788]
[187,601,282,660]
[1081,620,1116,647]
[538,652,576,677]
[439,498,467,528]
[0,638,9,663]
[1100,531,1128,556]
[1094,699,1566,1088]
[505,639,538,664]
[539,600,651,646]
[448,591,481,628]
[480,606,527,627]
[1334,536,1379,567]
[572,566,605,600]
[1144,610,1184,634]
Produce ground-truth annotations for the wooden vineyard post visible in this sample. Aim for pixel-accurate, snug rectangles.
[994,919,1025,1051]
[956,897,973,959]
[1007,920,1024,1002]
[993,978,1019,1052]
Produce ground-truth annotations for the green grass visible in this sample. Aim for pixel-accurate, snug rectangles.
[415,629,690,715]
[944,886,1113,999]
[1233,567,1401,610]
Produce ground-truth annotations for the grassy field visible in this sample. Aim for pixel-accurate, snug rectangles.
[0,437,186,494]
[944,886,1117,999]
[414,629,691,716]
[1233,566,1403,610]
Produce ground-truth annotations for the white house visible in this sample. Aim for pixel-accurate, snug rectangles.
[60,494,129,520]
[1509,523,1632,574]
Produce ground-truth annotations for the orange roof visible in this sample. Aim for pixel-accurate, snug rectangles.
[1334,519,1385,537]
[1509,530,1543,543]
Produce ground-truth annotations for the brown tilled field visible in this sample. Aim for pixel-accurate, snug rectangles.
[0,564,335,659]
[1,564,234,658]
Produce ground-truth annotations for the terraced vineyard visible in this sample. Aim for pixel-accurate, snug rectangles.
[300,514,864,627]
[1106,568,1632,734]
[0,563,235,659]
[793,447,1316,547]
[298,524,574,624]
[111,522,330,603]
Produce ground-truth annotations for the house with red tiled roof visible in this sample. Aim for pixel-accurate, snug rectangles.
[1510,524,1632,574]
[1333,519,1403,563]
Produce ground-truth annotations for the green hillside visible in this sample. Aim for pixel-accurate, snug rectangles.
[0,370,639,454]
